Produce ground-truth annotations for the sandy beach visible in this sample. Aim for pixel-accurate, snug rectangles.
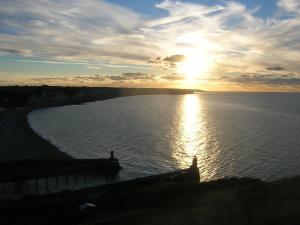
[0,107,71,161]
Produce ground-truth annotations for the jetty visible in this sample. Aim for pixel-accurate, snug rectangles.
[0,154,121,194]
[109,156,200,190]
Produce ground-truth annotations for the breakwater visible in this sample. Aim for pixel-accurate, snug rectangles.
[0,157,121,197]
[0,158,199,200]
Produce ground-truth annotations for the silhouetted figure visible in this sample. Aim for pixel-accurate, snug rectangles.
[192,155,198,168]
[110,151,114,159]
[190,155,200,181]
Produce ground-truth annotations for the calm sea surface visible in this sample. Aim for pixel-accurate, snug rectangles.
[28,93,300,181]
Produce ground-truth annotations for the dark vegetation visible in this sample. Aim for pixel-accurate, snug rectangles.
[0,176,300,225]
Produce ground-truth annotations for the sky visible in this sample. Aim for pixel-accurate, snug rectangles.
[0,0,300,92]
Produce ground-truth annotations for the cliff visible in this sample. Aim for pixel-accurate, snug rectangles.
[0,86,197,107]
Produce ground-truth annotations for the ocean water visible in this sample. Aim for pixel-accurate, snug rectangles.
[28,93,300,181]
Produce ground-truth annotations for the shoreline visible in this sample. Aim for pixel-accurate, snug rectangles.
[1,92,179,161]
[0,90,194,162]
[0,85,196,161]
[0,96,120,161]
[0,106,71,161]
[22,106,72,159]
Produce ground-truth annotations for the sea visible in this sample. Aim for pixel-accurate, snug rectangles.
[28,92,300,182]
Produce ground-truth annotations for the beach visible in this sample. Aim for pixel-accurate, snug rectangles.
[0,107,71,161]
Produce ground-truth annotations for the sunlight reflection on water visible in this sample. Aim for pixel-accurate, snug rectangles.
[173,94,202,168]
[29,93,300,181]
[173,94,220,181]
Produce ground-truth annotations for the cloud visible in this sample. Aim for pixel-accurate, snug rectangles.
[149,54,186,70]
[107,73,156,81]
[277,0,300,14]
[31,75,106,83]
[30,73,157,83]
[0,48,32,56]
[16,59,87,65]
[161,74,186,80]
[163,54,186,63]
[149,0,300,76]
[0,0,152,64]
[0,48,22,54]
[1,0,300,90]
[8,72,163,88]
[266,66,285,71]
[220,73,300,86]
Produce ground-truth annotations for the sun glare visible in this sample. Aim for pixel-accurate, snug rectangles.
[178,50,213,80]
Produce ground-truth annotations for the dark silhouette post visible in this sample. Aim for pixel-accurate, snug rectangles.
[110,151,114,159]
[190,155,200,182]
[192,155,198,169]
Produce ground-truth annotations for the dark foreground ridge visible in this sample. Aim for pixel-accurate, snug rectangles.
[0,172,299,225]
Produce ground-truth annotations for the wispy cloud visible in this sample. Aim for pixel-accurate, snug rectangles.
[0,0,149,64]
[220,73,300,86]
[0,0,300,90]
[277,0,300,14]
[266,66,285,71]
[162,74,186,80]
[26,73,157,85]
[16,59,87,65]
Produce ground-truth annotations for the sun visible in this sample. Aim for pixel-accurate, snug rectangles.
[178,49,213,80]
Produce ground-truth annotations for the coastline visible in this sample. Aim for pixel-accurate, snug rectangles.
[0,106,71,161]
[0,98,118,161]
[0,86,196,161]
[0,94,168,161]
[1,91,196,161]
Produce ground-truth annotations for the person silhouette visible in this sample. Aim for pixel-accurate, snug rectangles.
[110,151,114,159]
[192,155,198,168]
